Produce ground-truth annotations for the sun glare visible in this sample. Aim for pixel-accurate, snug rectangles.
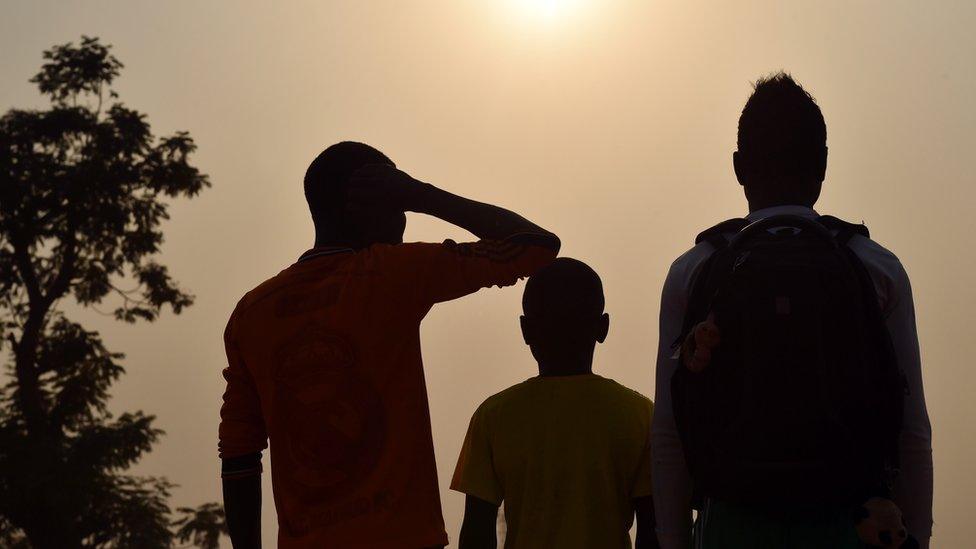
[512,0,585,22]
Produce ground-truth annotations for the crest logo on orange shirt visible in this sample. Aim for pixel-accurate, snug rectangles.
[272,324,387,534]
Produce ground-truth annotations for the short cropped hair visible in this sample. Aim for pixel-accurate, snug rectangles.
[523,258,605,320]
[737,73,826,173]
[304,141,393,219]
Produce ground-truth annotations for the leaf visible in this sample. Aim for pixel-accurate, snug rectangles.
[30,36,123,105]
[173,502,228,549]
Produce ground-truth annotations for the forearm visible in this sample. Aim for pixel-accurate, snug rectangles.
[894,415,933,546]
[653,336,694,547]
[458,521,496,549]
[651,430,694,549]
[222,460,262,549]
[412,183,558,248]
[635,496,661,549]
[458,496,499,549]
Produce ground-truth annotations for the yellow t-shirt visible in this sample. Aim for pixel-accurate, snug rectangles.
[451,374,654,549]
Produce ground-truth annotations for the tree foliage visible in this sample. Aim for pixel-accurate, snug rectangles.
[0,36,224,548]
[174,503,228,549]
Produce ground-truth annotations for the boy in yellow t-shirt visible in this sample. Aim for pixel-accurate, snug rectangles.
[451,258,658,549]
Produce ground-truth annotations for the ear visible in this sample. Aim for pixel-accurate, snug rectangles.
[595,313,610,344]
[733,150,746,187]
[520,315,533,346]
[815,146,828,182]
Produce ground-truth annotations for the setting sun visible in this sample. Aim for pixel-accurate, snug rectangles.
[511,0,585,21]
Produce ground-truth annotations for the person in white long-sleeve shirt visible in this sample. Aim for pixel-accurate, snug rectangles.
[650,73,933,548]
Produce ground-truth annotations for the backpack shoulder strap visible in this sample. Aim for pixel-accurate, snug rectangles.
[674,219,749,349]
[695,218,750,249]
[818,215,870,246]
[820,215,904,476]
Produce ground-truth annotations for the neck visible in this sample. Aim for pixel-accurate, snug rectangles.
[744,181,821,213]
[314,239,355,249]
[314,230,362,251]
[747,196,816,213]
[537,355,595,377]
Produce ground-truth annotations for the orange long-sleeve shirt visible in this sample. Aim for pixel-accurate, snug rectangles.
[219,238,555,548]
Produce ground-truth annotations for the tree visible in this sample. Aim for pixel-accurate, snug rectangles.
[0,37,226,548]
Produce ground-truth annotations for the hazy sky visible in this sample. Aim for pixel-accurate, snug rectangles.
[2,1,974,546]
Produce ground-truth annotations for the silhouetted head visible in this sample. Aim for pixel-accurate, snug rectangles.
[520,258,609,376]
[304,141,406,248]
[733,73,828,210]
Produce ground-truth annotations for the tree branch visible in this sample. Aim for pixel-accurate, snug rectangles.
[41,222,79,307]
[11,238,43,309]
[8,225,78,437]
[109,282,146,299]
[44,248,77,306]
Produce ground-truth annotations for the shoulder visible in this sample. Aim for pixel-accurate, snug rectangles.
[371,241,443,254]
[396,239,556,262]
[363,240,473,267]
[476,381,534,414]
[599,377,654,414]
[665,218,746,285]
[226,267,296,327]
[816,214,910,286]
[847,234,909,279]
[360,241,436,262]
[662,241,720,304]
[845,232,913,311]
[668,243,715,278]
[469,379,555,427]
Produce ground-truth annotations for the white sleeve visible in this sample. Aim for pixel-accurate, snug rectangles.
[651,259,696,549]
[884,263,934,547]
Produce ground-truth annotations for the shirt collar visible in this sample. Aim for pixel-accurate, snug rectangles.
[296,246,354,264]
[745,205,819,222]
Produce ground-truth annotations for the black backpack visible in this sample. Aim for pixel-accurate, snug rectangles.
[671,215,906,507]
